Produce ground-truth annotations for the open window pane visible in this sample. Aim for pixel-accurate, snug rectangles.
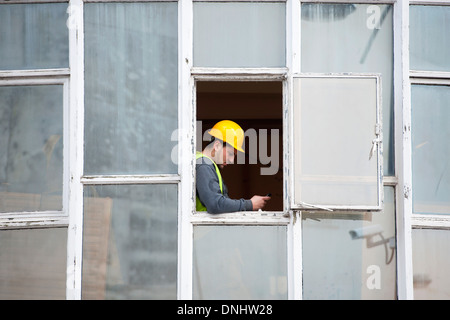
[293,75,382,210]
[0,85,64,213]
[301,3,394,176]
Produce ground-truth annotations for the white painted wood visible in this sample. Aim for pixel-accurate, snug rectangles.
[193,0,286,2]
[393,0,414,300]
[285,1,301,300]
[84,0,175,2]
[410,70,450,80]
[63,76,70,221]
[0,68,70,79]
[0,212,68,229]
[410,78,450,85]
[178,0,194,300]
[81,174,180,185]
[301,0,396,3]
[5,0,445,301]
[191,67,288,80]
[383,176,398,186]
[0,0,67,3]
[66,0,84,300]
[412,214,450,229]
[44,0,450,300]
[410,0,450,5]
[286,210,303,300]
[191,212,290,225]
[291,74,383,211]
[0,75,69,229]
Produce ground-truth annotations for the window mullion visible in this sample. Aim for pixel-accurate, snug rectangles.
[178,0,194,300]
[0,212,68,230]
[412,214,450,230]
[0,68,70,79]
[66,0,84,301]
[191,212,290,225]
[393,0,414,300]
[81,174,180,185]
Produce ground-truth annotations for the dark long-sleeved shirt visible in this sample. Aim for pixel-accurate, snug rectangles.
[196,156,253,214]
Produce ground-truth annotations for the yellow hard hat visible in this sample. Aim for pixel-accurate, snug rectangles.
[208,120,245,153]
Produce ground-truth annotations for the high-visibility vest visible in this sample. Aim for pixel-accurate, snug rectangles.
[196,151,223,211]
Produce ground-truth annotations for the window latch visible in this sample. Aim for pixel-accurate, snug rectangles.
[369,138,381,160]
[300,202,333,212]
[369,124,382,160]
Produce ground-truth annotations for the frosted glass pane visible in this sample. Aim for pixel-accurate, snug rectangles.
[0,3,68,70]
[82,184,178,300]
[410,6,450,72]
[0,85,63,213]
[412,229,450,299]
[301,3,394,175]
[412,85,450,215]
[0,228,67,300]
[193,226,287,299]
[84,3,178,175]
[193,2,286,67]
[303,187,396,300]
[293,76,381,209]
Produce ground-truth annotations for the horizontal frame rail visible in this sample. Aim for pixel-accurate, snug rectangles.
[81,174,181,185]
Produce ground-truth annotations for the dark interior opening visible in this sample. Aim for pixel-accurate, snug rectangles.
[196,81,283,211]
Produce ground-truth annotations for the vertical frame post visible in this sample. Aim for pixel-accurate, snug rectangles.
[178,0,194,300]
[66,0,85,300]
[393,0,414,300]
[286,0,302,300]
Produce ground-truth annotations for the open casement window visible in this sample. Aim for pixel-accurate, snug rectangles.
[292,74,383,211]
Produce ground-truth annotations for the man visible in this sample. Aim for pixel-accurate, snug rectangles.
[196,120,270,213]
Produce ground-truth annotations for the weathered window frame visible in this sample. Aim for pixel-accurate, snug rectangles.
[409,71,450,231]
[68,0,410,300]
[290,73,383,212]
[61,0,432,301]
[0,68,70,229]
[189,68,296,298]
[409,1,450,230]
[67,0,182,299]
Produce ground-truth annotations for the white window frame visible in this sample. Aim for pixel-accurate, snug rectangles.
[66,0,303,300]
[290,73,384,212]
[407,2,450,302]
[409,70,450,230]
[0,68,70,229]
[409,3,450,235]
[67,0,183,299]
[188,68,296,298]
[180,0,303,299]
[297,0,414,300]
[62,0,434,301]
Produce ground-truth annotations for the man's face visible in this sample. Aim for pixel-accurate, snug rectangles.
[214,142,236,168]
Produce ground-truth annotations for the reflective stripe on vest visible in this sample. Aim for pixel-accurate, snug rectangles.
[196,151,223,211]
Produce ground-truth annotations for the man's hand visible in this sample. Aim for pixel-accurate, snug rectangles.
[250,195,271,211]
